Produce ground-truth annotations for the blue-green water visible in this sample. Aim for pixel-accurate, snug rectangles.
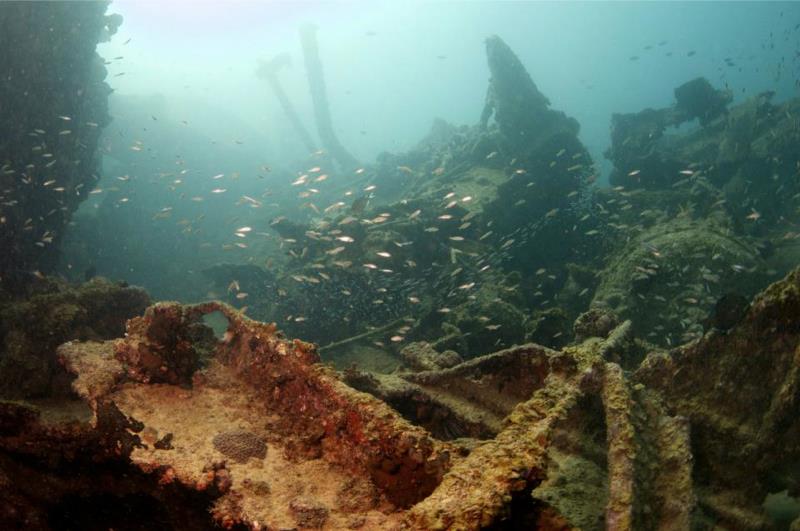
[4,2,800,528]
[53,2,799,353]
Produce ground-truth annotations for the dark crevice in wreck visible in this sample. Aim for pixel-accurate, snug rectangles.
[44,477,230,531]
[483,481,543,531]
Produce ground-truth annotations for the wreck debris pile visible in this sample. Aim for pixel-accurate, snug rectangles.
[0,264,788,529]
[592,77,800,346]
[0,259,797,529]
[591,217,769,345]
[636,267,800,529]
[606,77,733,190]
[218,35,599,365]
[57,301,452,529]
[606,75,800,232]
[198,36,799,379]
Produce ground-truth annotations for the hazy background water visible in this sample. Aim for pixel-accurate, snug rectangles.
[99,1,799,171]
[59,1,800,300]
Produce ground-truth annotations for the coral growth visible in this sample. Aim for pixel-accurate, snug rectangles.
[212,429,267,463]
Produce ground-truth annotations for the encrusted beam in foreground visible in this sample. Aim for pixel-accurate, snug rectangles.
[405,350,585,529]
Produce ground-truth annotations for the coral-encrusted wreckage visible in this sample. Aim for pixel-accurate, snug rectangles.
[2,271,799,529]
[2,3,800,530]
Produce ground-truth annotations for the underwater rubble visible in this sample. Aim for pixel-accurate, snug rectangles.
[0,267,797,529]
[221,32,799,363]
[210,34,597,363]
[636,268,800,529]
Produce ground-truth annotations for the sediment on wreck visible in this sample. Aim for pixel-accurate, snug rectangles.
[54,301,453,529]
[0,1,119,289]
[0,398,230,530]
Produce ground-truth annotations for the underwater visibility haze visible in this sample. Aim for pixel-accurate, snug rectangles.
[2,1,800,529]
